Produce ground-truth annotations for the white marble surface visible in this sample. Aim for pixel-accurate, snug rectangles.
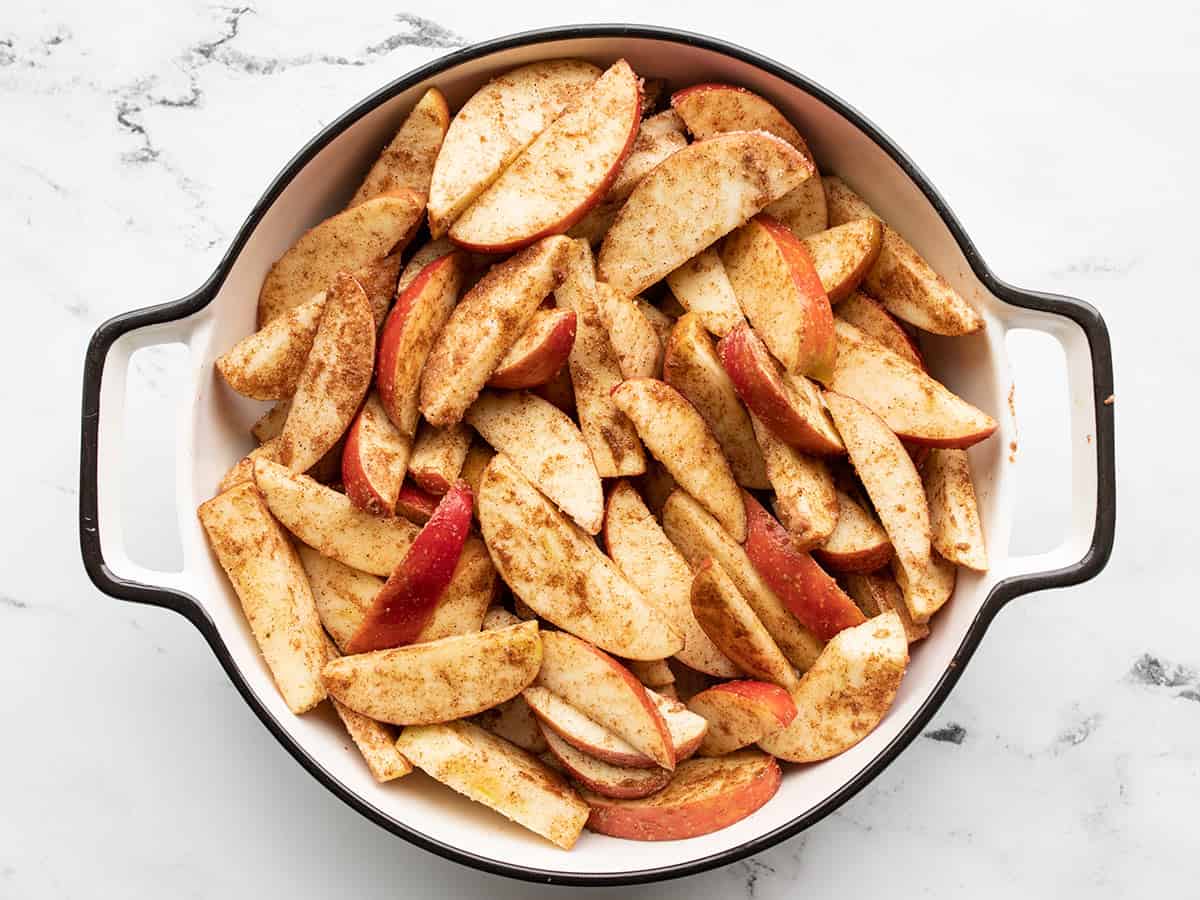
[1,0,1192,895]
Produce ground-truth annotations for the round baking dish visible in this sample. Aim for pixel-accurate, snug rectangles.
[80,25,1116,886]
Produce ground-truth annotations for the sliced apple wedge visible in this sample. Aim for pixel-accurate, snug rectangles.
[420,235,571,426]
[581,750,781,841]
[277,271,375,473]
[842,569,929,643]
[670,82,827,238]
[377,252,466,437]
[458,440,495,511]
[428,59,601,237]
[250,400,290,444]
[813,489,894,573]
[603,480,740,678]
[350,87,449,206]
[323,621,539,725]
[394,480,438,524]
[216,297,323,401]
[296,546,382,653]
[594,284,664,379]
[450,60,641,253]
[258,191,423,325]
[396,236,456,293]
[801,218,883,303]
[554,240,645,477]
[474,694,549,755]
[663,314,770,489]
[662,490,824,671]
[341,392,412,516]
[487,308,577,389]
[893,549,957,623]
[824,176,984,335]
[198,483,327,714]
[690,558,799,692]
[478,454,681,659]
[717,323,843,454]
[829,320,996,447]
[722,214,836,381]
[924,448,989,571]
[536,630,676,769]
[665,247,746,338]
[742,492,866,641]
[759,612,908,762]
[597,131,813,298]
[466,390,603,534]
[345,483,473,653]
[835,291,924,368]
[626,658,675,689]
[635,298,674,348]
[541,728,672,800]
[523,685,657,769]
[407,421,473,495]
[611,378,746,542]
[689,681,797,756]
[647,688,709,761]
[395,720,589,850]
[749,413,839,549]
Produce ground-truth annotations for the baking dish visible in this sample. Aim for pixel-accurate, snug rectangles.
[79,25,1116,886]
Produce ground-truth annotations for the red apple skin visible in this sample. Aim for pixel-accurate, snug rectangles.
[703,680,796,728]
[742,492,866,641]
[345,481,474,653]
[487,309,577,389]
[395,480,439,524]
[717,323,843,455]
[341,396,408,516]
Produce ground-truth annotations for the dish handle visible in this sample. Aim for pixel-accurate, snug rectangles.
[990,289,1116,602]
[80,298,209,612]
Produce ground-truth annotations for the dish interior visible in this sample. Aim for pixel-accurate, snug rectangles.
[181,35,1017,876]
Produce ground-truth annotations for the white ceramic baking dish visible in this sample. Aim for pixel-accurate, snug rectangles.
[80,25,1116,886]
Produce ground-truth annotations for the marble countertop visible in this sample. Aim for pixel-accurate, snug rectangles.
[2,0,1190,895]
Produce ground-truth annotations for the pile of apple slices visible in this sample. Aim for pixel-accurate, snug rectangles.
[202,59,996,850]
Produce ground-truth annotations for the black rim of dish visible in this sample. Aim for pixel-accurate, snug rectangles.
[79,24,1116,886]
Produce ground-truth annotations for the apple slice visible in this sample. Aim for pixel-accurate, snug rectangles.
[635,298,674,348]
[397,237,456,293]
[722,214,836,381]
[663,314,770,489]
[924,448,989,571]
[197,483,327,714]
[742,492,866,641]
[662,490,824,671]
[395,720,589,850]
[597,131,813,298]
[670,82,827,238]
[812,489,894,573]
[474,606,548,753]
[594,283,664,379]
[828,320,997,448]
[258,191,423,325]
[665,247,746,338]
[690,558,800,692]
[377,252,466,436]
[835,291,923,368]
[688,681,797,756]
[823,176,984,335]
[540,728,672,800]
[276,272,375,473]
[478,454,681,660]
[749,413,839,549]
[717,322,843,454]
[394,480,438,524]
[581,750,781,841]
[420,235,571,425]
[893,550,957,623]
[465,390,603,534]
[449,60,641,253]
[554,240,645,477]
[843,570,930,643]
[250,400,290,443]
[216,298,323,401]
[759,612,908,762]
[626,658,675,689]
[523,685,657,768]
[407,421,472,495]
[458,440,495,512]
[536,630,676,769]
[611,378,746,542]
[487,308,577,389]
[350,87,449,206]
[341,392,413,516]
[800,218,883,303]
[323,621,539,725]
[604,480,739,678]
[344,483,473,653]
[428,59,601,237]
[647,688,709,761]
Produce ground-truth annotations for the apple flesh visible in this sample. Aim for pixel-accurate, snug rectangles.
[842,570,929,644]
[665,247,746,338]
[812,489,894,573]
[341,392,413,516]
[800,218,883,303]
[540,727,672,800]
[647,688,709,762]
[688,681,797,756]
[407,421,473,495]
[749,413,839,550]
[924,448,989,571]
[835,291,924,369]
[487,308,577,389]
[523,685,657,769]
[394,480,439,524]
[350,86,449,205]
